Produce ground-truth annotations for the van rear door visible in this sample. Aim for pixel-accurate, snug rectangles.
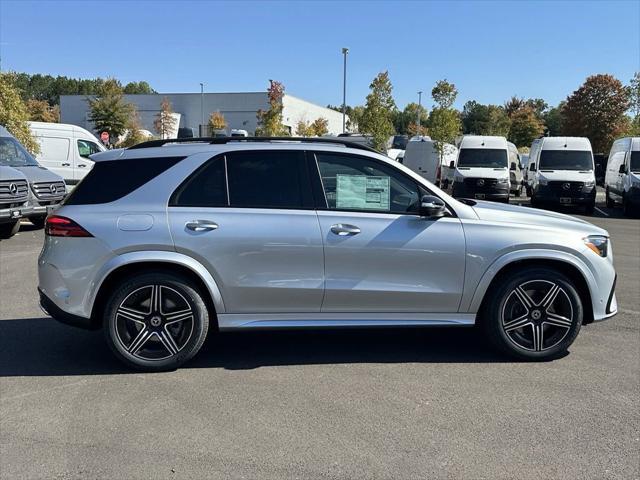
[35,134,72,183]
[74,137,101,182]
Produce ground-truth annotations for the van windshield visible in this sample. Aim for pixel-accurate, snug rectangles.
[457,148,507,168]
[630,152,640,173]
[0,137,39,167]
[391,136,408,150]
[539,150,593,170]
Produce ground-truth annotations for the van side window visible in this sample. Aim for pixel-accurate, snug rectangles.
[77,140,102,158]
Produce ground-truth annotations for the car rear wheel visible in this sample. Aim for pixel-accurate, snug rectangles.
[0,220,20,239]
[482,268,583,360]
[104,272,210,371]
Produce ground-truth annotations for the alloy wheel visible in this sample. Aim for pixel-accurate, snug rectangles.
[501,280,574,352]
[115,285,194,361]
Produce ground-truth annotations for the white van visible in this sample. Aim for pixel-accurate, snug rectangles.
[402,137,439,183]
[507,142,524,196]
[605,136,640,216]
[451,135,510,203]
[28,122,105,185]
[528,137,596,214]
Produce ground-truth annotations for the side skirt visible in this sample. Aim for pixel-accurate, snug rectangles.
[217,313,476,330]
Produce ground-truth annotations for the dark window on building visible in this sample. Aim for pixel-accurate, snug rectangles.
[65,157,184,205]
[226,150,312,208]
[170,157,227,207]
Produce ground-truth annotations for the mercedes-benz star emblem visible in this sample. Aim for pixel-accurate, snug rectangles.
[477,179,485,186]
[562,183,571,190]
[50,184,57,194]
[9,183,18,195]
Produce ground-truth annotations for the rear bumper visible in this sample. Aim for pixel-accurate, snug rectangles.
[39,288,97,330]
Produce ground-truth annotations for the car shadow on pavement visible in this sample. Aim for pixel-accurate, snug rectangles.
[0,317,516,377]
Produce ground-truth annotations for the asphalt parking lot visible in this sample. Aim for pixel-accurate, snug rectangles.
[1,194,638,479]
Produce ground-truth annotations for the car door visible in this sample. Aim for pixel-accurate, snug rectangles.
[311,151,466,313]
[35,136,72,182]
[75,139,101,182]
[168,149,324,314]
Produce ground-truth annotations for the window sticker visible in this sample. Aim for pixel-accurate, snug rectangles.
[336,174,390,210]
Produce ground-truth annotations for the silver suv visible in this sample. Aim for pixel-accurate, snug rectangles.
[38,138,618,371]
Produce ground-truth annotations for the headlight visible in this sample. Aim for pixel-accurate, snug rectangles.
[538,177,548,186]
[583,180,595,190]
[583,235,608,257]
[496,177,509,185]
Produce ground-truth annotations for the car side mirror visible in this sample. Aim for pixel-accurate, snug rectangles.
[510,162,516,171]
[449,161,455,168]
[419,195,446,219]
[530,164,536,172]
[619,164,627,174]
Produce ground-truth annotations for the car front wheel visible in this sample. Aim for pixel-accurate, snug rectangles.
[482,268,583,360]
[104,272,210,371]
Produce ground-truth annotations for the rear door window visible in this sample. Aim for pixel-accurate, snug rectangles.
[170,157,228,207]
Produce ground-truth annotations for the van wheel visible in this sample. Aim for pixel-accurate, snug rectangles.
[623,195,634,217]
[0,220,20,239]
[104,272,210,371]
[30,216,46,229]
[605,187,614,208]
[584,202,595,215]
[482,268,583,360]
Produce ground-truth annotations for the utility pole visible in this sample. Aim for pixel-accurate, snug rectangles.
[200,83,204,136]
[342,48,349,133]
[417,91,423,132]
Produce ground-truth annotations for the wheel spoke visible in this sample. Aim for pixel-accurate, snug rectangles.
[116,306,146,324]
[165,308,193,325]
[540,284,560,309]
[150,285,162,313]
[514,286,534,310]
[532,323,543,352]
[158,330,179,355]
[127,326,151,354]
[544,312,573,329]
[503,313,531,332]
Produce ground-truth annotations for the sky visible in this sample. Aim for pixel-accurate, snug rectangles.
[0,0,638,111]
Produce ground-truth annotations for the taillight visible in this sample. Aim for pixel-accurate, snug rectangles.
[45,215,93,237]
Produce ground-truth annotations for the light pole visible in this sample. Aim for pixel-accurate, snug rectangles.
[342,47,349,133]
[200,82,204,137]
[417,91,423,133]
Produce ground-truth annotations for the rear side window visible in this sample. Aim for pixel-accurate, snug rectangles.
[170,157,227,207]
[226,150,312,208]
[64,156,184,205]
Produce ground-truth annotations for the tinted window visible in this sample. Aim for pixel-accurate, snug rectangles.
[170,157,227,207]
[77,139,102,158]
[458,148,508,168]
[630,152,640,172]
[539,150,593,170]
[226,150,311,208]
[316,153,420,213]
[65,157,184,205]
[0,137,39,167]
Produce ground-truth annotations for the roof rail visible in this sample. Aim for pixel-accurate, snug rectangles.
[127,136,380,153]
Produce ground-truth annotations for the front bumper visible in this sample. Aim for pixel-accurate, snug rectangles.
[535,184,596,205]
[452,182,509,201]
[26,194,65,218]
[0,203,33,224]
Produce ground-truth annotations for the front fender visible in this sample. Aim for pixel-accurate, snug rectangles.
[87,250,226,315]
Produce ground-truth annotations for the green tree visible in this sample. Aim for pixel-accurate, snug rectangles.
[461,101,511,136]
[431,80,457,109]
[118,111,147,148]
[87,78,134,139]
[26,99,60,122]
[543,102,565,136]
[208,111,227,132]
[393,102,428,135]
[407,122,428,137]
[295,119,313,137]
[508,106,544,148]
[427,79,461,159]
[310,117,329,136]
[504,96,526,117]
[562,74,630,153]
[123,81,155,94]
[255,80,288,136]
[153,97,178,139]
[0,73,40,154]
[359,71,396,151]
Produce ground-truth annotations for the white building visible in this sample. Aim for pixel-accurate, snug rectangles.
[60,92,346,137]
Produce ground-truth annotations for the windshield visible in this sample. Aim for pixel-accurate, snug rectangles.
[630,152,640,173]
[457,148,507,168]
[0,137,39,167]
[391,136,408,150]
[539,150,593,170]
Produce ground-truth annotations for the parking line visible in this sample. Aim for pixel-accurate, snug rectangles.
[595,207,609,217]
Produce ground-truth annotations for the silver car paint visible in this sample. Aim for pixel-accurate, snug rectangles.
[38,142,618,328]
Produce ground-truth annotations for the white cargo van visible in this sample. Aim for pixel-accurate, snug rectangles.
[529,137,596,214]
[605,136,640,216]
[508,142,524,196]
[451,135,510,203]
[402,137,439,183]
[28,122,105,185]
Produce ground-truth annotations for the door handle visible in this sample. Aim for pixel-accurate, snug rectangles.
[62,163,71,167]
[185,220,219,232]
[78,164,86,167]
[330,224,361,236]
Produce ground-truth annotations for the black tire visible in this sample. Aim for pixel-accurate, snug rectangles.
[530,193,539,208]
[584,202,595,215]
[0,220,20,239]
[605,187,614,208]
[525,185,532,197]
[481,267,583,361]
[622,194,633,217]
[30,216,46,229]
[515,185,522,197]
[103,272,210,371]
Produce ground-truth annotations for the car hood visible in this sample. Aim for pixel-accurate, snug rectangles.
[537,170,595,181]
[471,200,607,236]
[456,167,509,179]
[11,166,64,183]
[0,165,27,181]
